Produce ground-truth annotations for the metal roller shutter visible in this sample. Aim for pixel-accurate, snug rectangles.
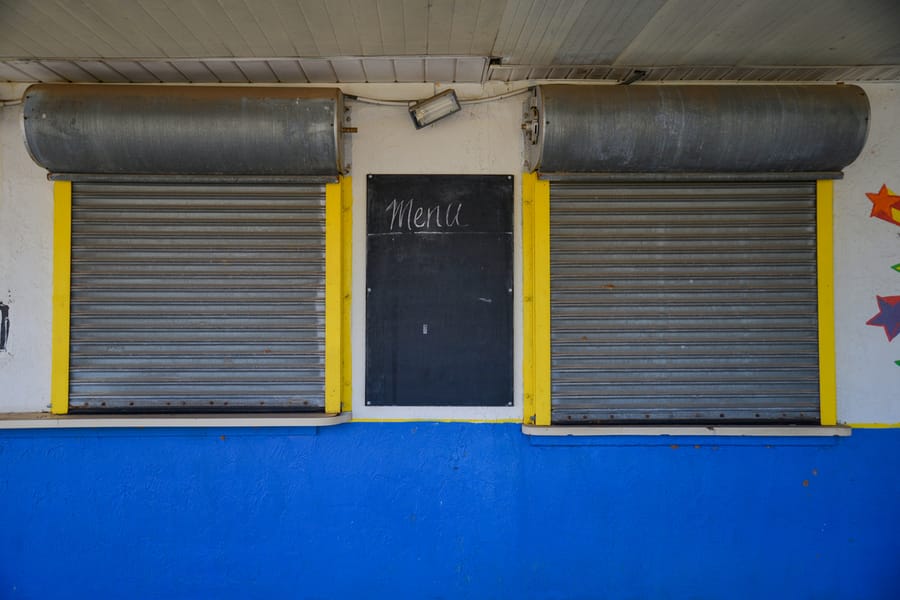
[68,183,326,412]
[550,181,820,424]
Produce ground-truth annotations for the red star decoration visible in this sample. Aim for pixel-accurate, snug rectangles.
[865,184,900,226]
[867,295,900,342]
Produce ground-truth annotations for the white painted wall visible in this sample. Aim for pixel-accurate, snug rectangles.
[0,83,53,411]
[0,81,898,423]
[834,83,900,424]
[348,84,524,421]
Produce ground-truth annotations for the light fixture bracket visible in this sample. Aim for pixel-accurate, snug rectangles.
[408,89,461,129]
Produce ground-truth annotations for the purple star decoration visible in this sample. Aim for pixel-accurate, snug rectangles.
[866,295,900,342]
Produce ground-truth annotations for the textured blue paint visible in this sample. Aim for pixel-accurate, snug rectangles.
[1,424,899,599]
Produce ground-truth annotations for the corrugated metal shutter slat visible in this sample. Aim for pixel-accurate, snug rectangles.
[550,181,820,424]
[68,183,326,412]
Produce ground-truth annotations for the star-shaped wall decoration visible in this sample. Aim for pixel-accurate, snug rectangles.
[867,295,900,341]
[865,184,900,227]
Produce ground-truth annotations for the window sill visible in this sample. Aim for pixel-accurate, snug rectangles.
[0,412,351,429]
[522,424,852,438]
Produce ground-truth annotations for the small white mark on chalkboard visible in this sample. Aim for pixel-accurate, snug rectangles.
[422,323,428,335]
[367,287,372,293]
[508,288,512,293]
[478,297,492,303]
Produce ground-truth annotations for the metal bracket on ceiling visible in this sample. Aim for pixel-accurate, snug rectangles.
[619,69,647,85]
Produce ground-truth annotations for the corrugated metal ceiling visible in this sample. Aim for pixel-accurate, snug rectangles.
[1,0,898,83]
[0,57,489,84]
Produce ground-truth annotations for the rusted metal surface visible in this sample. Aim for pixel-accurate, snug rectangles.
[23,84,343,177]
[524,84,870,174]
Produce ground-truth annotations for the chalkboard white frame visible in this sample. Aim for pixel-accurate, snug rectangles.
[365,174,515,408]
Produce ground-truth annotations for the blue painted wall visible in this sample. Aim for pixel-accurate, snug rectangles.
[1,424,898,599]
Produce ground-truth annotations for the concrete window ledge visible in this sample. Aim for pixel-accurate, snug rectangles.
[522,424,852,438]
[0,412,351,429]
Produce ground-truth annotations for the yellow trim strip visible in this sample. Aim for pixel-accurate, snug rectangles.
[324,180,342,414]
[847,423,900,429]
[522,173,536,424]
[51,181,72,415]
[817,180,837,426]
[340,176,353,413]
[533,177,552,426]
[351,418,523,424]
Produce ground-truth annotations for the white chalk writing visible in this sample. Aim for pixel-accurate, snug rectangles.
[386,198,464,232]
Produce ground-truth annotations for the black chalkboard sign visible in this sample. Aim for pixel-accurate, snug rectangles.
[366,174,514,406]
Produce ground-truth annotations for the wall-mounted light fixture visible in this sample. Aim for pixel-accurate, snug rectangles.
[409,89,461,129]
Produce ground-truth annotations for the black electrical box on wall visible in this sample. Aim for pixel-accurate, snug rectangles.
[365,174,514,406]
[0,303,8,351]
